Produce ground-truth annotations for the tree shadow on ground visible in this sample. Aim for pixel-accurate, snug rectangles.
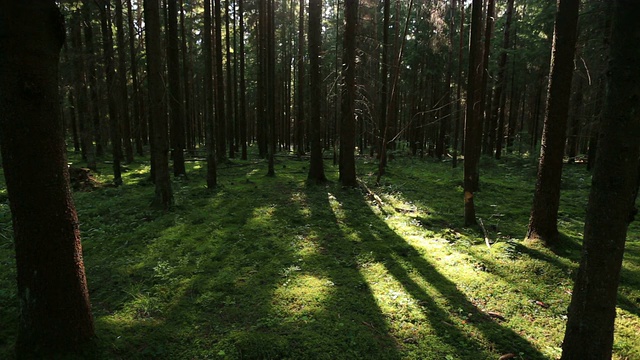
[326,188,548,359]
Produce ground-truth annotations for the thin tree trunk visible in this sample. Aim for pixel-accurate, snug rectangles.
[239,0,248,160]
[463,0,484,226]
[214,0,227,162]
[494,0,514,159]
[100,0,123,186]
[296,0,306,157]
[127,0,144,156]
[168,0,186,177]
[203,0,217,187]
[115,0,134,163]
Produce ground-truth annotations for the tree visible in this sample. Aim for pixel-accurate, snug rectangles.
[145,0,174,208]
[167,0,187,177]
[296,0,306,157]
[0,1,95,356]
[100,0,123,186]
[307,0,327,183]
[214,0,227,162]
[463,0,484,226]
[561,1,640,357]
[493,0,515,159]
[238,0,248,160]
[203,0,218,187]
[339,0,358,187]
[115,0,134,164]
[527,0,580,245]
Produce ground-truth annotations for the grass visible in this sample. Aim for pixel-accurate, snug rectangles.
[0,150,639,359]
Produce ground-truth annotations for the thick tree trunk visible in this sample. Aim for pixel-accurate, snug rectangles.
[145,0,173,209]
[463,0,484,226]
[527,0,580,246]
[0,2,95,356]
[307,0,326,183]
[339,0,358,187]
[561,1,640,357]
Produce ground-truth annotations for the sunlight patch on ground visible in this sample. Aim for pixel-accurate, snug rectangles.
[272,273,335,324]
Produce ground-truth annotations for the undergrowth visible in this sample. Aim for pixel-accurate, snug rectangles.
[0,151,638,359]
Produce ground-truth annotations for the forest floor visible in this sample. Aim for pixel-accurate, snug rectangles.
[1,150,639,360]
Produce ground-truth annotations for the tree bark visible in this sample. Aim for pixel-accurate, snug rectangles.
[463,0,484,226]
[296,0,306,157]
[100,0,123,186]
[339,0,358,187]
[527,0,580,245]
[493,0,514,159]
[167,0,187,177]
[145,0,174,208]
[561,1,640,357]
[203,0,217,187]
[127,0,144,156]
[0,2,95,356]
[238,0,248,160]
[213,0,227,162]
[307,0,327,183]
[115,0,134,164]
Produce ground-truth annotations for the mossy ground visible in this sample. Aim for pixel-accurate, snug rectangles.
[0,150,639,359]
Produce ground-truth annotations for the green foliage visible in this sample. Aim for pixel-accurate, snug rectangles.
[0,153,639,359]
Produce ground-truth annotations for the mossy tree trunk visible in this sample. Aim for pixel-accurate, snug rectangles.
[0,2,95,356]
[561,1,640,357]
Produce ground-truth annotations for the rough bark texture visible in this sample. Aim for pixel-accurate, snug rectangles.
[307,0,326,183]
[339,0,358,187]
[145,0,173,209]
[214,0,227,162]
[527,0,580,245]
[0,1,95,356]
[463,0,484,226]
[561,1,640,358]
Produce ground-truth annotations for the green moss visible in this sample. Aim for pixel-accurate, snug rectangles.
[0,153,638,359]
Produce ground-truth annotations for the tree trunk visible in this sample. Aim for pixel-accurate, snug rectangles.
[0,2,95,356]
[204,0,217,187]
[494,0,514,159]
[239,0,248,160]
[71,9,97,170]
[100,0,123,186]
[307,0,327,183]
[296,0,306,157]
[463,0,484,226]
[527,0,580,246]
[214,0,227,162]
[167,0,187,177]
[145,0,173,209]
[115,0,134,164]
[480,0,495,156]
[452,0,464,169]
[127,0,144,156]
[339,0,358,187]
[561,1,640,357]
[225,0,235,159]
[83,3,104,158]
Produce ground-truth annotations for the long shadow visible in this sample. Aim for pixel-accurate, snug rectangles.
[332,189,548,359]
[80,164,303,359]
